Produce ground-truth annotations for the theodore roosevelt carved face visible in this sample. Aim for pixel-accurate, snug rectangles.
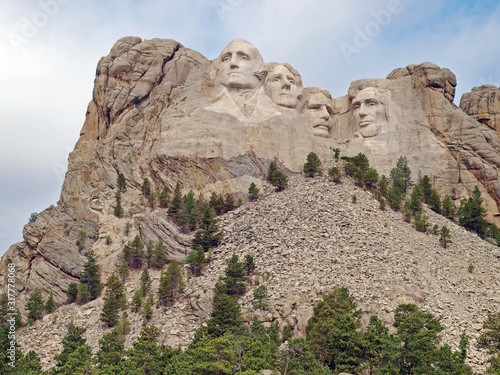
[300,88,333,137]
[265,63,302,108]
[218,39,266,90]
[351,87,387,138]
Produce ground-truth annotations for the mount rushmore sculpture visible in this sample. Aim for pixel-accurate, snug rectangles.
[3,37,500,305]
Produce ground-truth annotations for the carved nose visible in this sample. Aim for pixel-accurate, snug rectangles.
[282,81,290,90]
[230,56,239,68]
[358,104,367,116]
[320,107,330,120]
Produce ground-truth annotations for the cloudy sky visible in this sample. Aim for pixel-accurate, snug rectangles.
[1,0,499,255]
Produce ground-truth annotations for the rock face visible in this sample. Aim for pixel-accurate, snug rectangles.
[460,84,500,135]
[336,63,500,226]
[2,38,500,371]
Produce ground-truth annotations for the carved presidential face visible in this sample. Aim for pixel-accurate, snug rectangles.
[265,64,301,108]
[302,92,333,137]
[219,40,263,90]
[352,87,386,137]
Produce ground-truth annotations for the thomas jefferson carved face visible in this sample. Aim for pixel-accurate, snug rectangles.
[218,39,264,90]
[301,91,333,137]
[352,87,386,138]
[265,64,301,108]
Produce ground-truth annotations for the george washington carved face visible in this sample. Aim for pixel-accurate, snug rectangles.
[218,39,265,90]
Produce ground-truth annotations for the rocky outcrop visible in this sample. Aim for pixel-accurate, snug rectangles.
[460,84,500,135]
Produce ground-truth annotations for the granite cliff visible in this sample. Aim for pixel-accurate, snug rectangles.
[1,37,500,372]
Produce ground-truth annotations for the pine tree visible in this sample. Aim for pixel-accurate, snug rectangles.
[66,282,78,304]
[131,289,143,313]
[157,260,185,307]
[419,175,432,203]
[151,240,167,268]
[100,273,126,327]
[221,254,247,297]
[364,315,400,374]
[141,178,151,197]
[187,245,206,276]
[224,193,236,212]
[168,182,183,218]
[189,203,201,231]
[303,152,322,177]
[25,288,45,321]
[45,292,56,314]
[439,226,452,248]
[353,169,364,186]
[183,190,196,213]
[192,207,223,252]
[380,175,389,197]
[429,188,442,213]
[118,311,131,336]
[142,293,154,321]
[267,161,278,182]
[208,192,225,215]
[364,167,379,189]
[252,285,270,309]
[147,192,156,208]
[119,258,129,283]
[95,327,125,368]
[271,169,289,191]
[114,190,124,217]
[145,240,154,268]
[344,161,357,177]
[328,166,341,183]
[477,312,500,374]
[158,185,171,208]
[441,195,456,218]
[140,268,152,297]
[0,293,8,324]
[390,155,412,192]
[394,304,444,374]
[352,152,370,172]
[117,172,126,191]
[206,293,244,337]
[55,325,87,368]
[305,287,363,370]
[459,185,488,237]
[54,326,93,375]
[409,185,424,214]
[76,282,89,304]
[248,182,260,201]
[124,235,145,268]
[28,212,38,224]
[244,254,256,276]
[125,221,132,236]
[79,250,101,302]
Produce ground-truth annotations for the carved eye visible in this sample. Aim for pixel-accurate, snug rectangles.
[240,55,249,60]
[368,102,376,107]
[222,55,230,62]
[288,78,295,84]
[272,78,280,83]
[353,104,360,110]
